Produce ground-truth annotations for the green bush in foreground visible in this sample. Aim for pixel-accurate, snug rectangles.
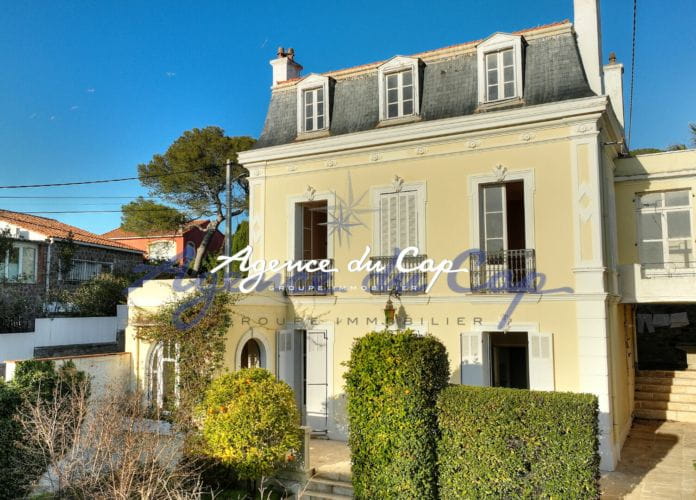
[199,368,302,482]
[344,330,450,500]
[437,385,600,499]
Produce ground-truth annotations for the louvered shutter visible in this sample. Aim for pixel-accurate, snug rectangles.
[528,332,555,391]
[460,332,487,386]
[380,190,419,255]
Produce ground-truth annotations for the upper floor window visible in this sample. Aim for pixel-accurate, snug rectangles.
[296,74,331,135]
[303,87,325,131]
[476,33,524,105]
[485,49,516,101]
[148,240,176,261]
[637,190,694,271]
[377,57,421,122]
[0,243,37,283]
[385,69,414,119]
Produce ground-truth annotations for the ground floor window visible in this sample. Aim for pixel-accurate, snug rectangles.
[241,338,262,368]
[148,341,179,412]
[0,243,37,282]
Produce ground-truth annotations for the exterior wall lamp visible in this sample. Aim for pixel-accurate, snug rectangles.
[384,288,401,328]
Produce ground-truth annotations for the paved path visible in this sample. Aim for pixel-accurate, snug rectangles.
[601,419,696,499]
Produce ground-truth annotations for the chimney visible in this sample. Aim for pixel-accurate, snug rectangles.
[603,52,625,127]
[270,47,302,87]
[573,0,604,95]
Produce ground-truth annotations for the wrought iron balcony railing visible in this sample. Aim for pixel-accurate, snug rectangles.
[284,259,334,296]
[470,249,537,293]
[368,255,428,295]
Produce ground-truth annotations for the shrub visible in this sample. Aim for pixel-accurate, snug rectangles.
[66,273,130,316]
[344,330,450,500]
[437,385,600,499]
[199,368,302,482]
[0,360,89,499]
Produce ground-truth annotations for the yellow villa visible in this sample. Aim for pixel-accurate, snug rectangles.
[125,0,696,474]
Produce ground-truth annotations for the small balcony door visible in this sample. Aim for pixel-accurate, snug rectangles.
[296,200,328,260]
[480,180,525,254]
[475,181,533,291]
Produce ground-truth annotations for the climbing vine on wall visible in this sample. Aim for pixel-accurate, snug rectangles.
[134,290,234,427]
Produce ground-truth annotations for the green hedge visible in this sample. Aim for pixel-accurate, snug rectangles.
[344,330,450,499]
[437,385,599,499]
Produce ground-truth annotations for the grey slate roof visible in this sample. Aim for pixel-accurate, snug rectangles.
[255,30,594,149]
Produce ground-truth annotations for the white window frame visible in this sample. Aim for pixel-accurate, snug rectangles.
[377,56,421,122]
[468,169,535,251]
[286,191,336,261]
[147,239,176,260]
[371,181,427,256]
[147,341,180,412]
[66,259,114,282]
[0,242,38,283]
[636,189,694,274]
[476,33,524,105]
[296,74,331,135]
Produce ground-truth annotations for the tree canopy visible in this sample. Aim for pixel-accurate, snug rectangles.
[125,127,255,271]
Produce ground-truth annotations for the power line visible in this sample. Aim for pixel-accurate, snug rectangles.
[627,0,638,148]
[0,195,158,199]
[20,209,191,215]
[0,165,219,190]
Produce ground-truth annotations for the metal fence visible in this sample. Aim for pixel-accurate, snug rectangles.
[470,249,537,293]
[0,317,34,333]
[285,259,334,296]
[368,255,428,295]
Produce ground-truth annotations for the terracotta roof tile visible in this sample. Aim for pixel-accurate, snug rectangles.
[0,210,144,253]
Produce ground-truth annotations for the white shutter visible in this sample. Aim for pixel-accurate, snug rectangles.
[528,332,555,391]
[305,330,329,432]
[460,332,487,386]
[276,330,295,387]
[380,190,419,255]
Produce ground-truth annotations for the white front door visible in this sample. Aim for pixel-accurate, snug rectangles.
[305,330,328,432]
[460,332,490,386]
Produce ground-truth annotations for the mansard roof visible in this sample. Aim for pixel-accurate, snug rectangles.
[255,21,594,149]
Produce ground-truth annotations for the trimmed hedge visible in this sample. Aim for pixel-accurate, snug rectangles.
[437,385,600,499]
[344,330,450,499]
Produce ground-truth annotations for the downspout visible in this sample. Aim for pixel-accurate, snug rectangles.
[45,238,53,297]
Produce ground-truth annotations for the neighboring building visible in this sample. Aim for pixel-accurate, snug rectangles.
[0,210,144,301]
[102,220,224,265]
[125,0,696,473]
[614,150,696,421]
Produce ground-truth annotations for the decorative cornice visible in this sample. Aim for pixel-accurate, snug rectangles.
[239,96,612,166]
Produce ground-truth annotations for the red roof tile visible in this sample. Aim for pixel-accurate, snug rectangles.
[0,210,144,253]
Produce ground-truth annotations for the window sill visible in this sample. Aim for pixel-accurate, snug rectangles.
[377,114,422,128]
[476,97,525,113]
[295,129,330,141]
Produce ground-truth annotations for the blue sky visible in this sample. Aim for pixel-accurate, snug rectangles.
[0,0,694,234]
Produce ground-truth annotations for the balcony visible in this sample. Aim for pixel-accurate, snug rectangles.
[368,255,428,295]
[284,259,334,296]
[619,262,696,303]
[470,249,537,293]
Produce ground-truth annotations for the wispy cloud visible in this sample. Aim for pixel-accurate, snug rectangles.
[49,115,56,121]
[165,71,176,78]
[29,113,38,119]
[70,105,79,111]
[260,37,269,49]
[86,88,96,93]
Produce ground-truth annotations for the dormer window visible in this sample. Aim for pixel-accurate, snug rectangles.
[296,74,331,136]
[386,69,413,118]
[485,49,515,101]
[477,33,524,105]
[378,56,421,122]
[303,87,325,131]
